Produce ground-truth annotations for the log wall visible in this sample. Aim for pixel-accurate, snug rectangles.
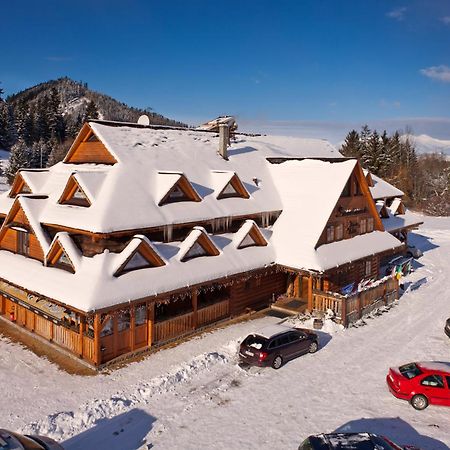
[230,270,287,315]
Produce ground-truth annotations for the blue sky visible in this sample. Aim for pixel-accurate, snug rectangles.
[2,0,450,142]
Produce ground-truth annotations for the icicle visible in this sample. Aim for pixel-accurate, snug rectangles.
[164,224,173,242]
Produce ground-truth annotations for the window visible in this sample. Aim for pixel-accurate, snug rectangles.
[326,226,334,243]
[184,241,207,260]
[365,260,372,277]
[352,178,362,196]
[100,315,113,337]
[124,251,151,271]
[446,376,450,389]
[421,374,444,388]
[62,185,90,207]
[399,363,422,379]
[158,173,201,206]
[117,309,131,332]
[367,217,374,232]
[335,224,344,240]
[360,219,367,234]
[135,304,147,326]
[17,230,30,256]
[239,233,257,249]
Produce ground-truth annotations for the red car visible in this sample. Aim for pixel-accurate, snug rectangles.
[386,361,450,410]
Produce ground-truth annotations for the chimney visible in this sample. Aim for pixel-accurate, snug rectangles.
[218,124,229,160]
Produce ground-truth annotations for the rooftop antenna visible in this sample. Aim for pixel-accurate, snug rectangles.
[137,115,150,126]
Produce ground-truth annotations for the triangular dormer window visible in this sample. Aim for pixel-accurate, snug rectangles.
[168,184,187,201]
[184,241,208,260]
[216,173,250,200]
[239,233,257,248]
[235,220,268,249]
[53,249,75,273]
[222,182,239,196]
[9,174,32,197]
[180,228,220,262]
[123,251,152,271]
[59,176,91,207]
[158,173,201,206]
[114,237,166,276]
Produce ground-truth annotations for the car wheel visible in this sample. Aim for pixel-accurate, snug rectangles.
[411,394,428,410]
[272,355,283,369]
[309,341,319,353]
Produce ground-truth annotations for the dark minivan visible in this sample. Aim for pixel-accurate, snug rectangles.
[239,324,318,369]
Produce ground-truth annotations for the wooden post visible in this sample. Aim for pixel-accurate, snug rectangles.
[130,306,136,351]
[357,292,362,319]
[32,310,36,332]
[341,296,347,327]
[0,295,4,315]
[293,274,300,298]
[93,313,101,366]
[192,289,198,329]
[112,314,118,358]
[79,316,85,357]
[147,302,155,347]
[307,275,313,311]
[49,320,54,341]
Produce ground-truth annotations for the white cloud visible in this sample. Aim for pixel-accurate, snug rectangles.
[441,16,450,25]
[420,65,450,83]
[386,7,407,20]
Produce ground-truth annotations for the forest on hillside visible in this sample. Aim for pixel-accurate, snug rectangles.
[0,77,187,181]
[340,126,450,216]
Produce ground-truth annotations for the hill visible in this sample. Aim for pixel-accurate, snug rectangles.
[402,134,450,157]
[6,76,186,131]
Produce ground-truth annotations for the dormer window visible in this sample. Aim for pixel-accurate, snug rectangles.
[235,220,268,249]
[114,236,165,277]
[53,249,75,273]
[215,172,250,200]
[184,241,208,260]
[59,175,91,207]
[179,227,220,262]
[9,173,32,197]
[158,173,201,206]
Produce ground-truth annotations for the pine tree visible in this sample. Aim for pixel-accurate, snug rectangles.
[31,139,52,168]
[0,102,14,150]
[83,100,99,122]
[5,139,32,183]
[340,130,361,158]
[378,130,392,177]
[363,130,381,173]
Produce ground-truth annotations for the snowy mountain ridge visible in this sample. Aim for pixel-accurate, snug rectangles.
[402,133,450,156]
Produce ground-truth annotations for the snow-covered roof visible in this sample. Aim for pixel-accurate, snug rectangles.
[46,232,82,271]
[0,122,411,312]
[381,210,423,233]
[269,159,403,272]
[0,228,275,312]
[366,171,404,200]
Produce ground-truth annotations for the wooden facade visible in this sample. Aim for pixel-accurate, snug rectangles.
[0,267,287,367]
[0,121,416,369]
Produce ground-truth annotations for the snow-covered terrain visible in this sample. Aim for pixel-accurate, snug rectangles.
[403,134,450,157]
[1,216,450,449]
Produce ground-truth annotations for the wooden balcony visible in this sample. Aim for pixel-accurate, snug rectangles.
[312,276,399,326]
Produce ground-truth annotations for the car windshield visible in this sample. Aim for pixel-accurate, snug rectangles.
[399,363,422,379]
[242,335,266,350]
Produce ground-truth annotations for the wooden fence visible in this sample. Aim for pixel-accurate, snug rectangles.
[312,277,399,326]
[154,311,194,343]
[197,300,230,327]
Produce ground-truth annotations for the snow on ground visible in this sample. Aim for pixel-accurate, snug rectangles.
[1,216,450,449]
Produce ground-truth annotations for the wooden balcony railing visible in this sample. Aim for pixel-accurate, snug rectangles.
[312,276,399,326]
